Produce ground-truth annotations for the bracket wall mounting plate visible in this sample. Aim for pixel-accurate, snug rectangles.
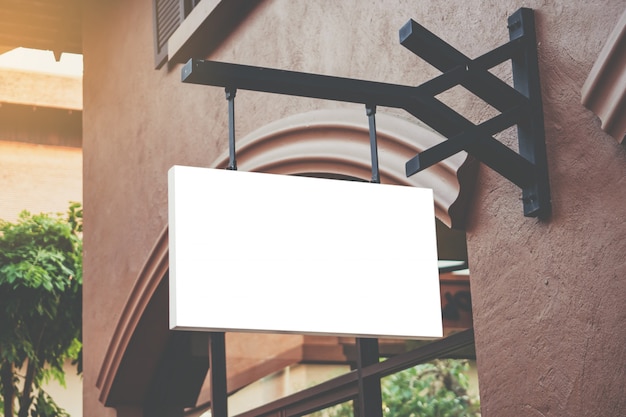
[181,7,551,219]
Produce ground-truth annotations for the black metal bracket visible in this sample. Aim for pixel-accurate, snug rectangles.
[401,8,550,218]
[182,7,550,219]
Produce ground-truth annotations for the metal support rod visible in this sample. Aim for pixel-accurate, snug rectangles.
[183,59,414,109]
[355,338,383,417]
[366,105,380,184]
[209,332,228,417]
[225,88,237,170]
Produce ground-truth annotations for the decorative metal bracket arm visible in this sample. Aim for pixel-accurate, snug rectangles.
[181,7,550,219]
[401,8,550,218]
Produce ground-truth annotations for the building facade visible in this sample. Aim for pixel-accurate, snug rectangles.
[0,55,83,415]
[80,1,625,416]
[0,64,82,222]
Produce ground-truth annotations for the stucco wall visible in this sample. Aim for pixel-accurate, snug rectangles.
[82,0,626,415]
[464,2,626,416]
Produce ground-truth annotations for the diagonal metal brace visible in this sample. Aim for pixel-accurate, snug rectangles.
[400,19,527,112]
[405,106,529,180]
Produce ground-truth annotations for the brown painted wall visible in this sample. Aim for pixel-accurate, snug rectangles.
[82,0,626,416]
[464,3,626,416]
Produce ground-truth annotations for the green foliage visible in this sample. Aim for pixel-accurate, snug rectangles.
[381,359,480,417]
[311,359,480,417]
[31,392,70,417]
[0,204,82,417]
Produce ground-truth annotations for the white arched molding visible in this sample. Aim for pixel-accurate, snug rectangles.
[211,109,476,229]
[581,9,626,144]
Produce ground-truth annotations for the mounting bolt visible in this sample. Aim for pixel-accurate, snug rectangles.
[225,88,236,100]
[507,19,521,30]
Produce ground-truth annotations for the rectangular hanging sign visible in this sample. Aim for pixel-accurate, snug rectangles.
[168,165,442,339]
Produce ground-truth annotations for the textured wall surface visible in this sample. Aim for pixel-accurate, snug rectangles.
[464,2,626,416]
[82,0,626,415]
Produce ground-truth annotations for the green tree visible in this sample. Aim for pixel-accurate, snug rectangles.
[312,359,480,417]
[380,359,480,417]
[0,204,82,417]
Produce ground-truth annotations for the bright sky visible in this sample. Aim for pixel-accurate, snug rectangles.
[0,47,83,77]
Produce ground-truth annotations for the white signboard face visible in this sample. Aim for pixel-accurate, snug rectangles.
[168,166,442,339]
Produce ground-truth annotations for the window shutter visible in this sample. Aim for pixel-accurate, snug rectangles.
[153,0,184,68]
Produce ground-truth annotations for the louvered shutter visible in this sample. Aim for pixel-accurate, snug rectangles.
[153,0,184,68]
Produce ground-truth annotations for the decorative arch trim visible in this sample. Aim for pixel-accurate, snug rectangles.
[95,227,169,405]
[581,9,626,143]
[211,109,476,228]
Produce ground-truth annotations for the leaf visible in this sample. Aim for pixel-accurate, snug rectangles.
[0,204,83,416]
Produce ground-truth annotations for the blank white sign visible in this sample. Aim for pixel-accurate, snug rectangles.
[168,166,442,339]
